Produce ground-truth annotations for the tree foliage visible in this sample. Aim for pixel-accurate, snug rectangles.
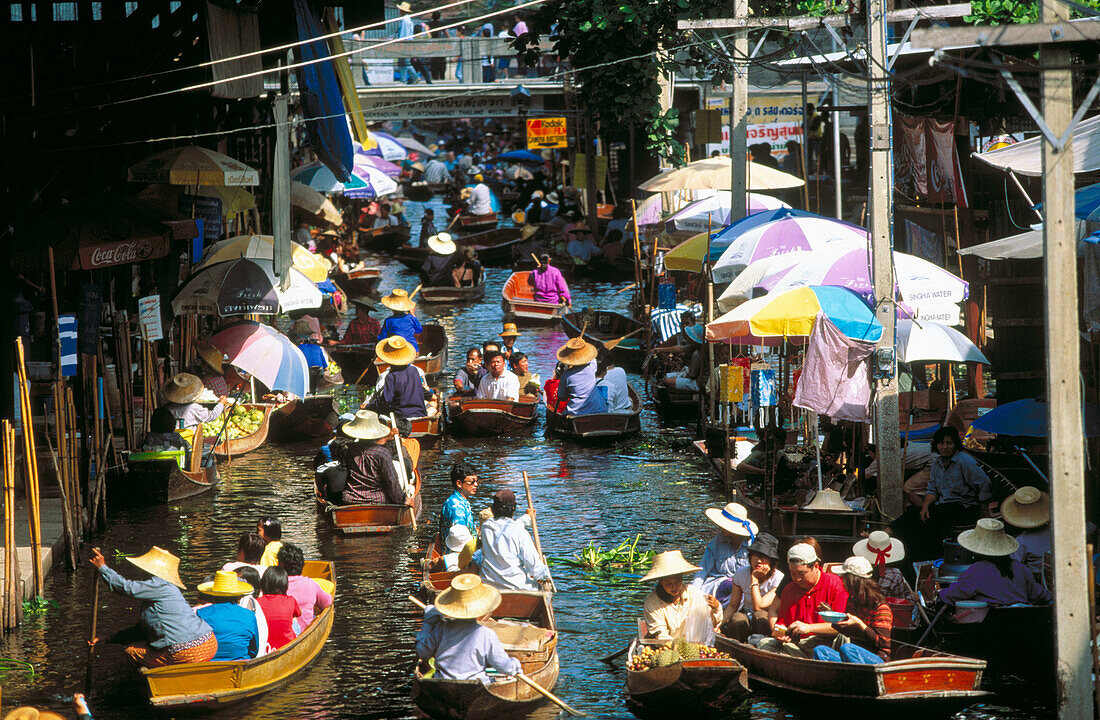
[963,0,1100,24]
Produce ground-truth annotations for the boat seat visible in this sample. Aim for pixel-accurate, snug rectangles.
[481,619,553,652]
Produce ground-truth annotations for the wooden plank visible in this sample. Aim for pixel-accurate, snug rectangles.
[678,4,971,30]
[910,19,1100,50]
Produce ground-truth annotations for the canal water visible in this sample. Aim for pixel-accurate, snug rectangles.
[0,206,1050,719]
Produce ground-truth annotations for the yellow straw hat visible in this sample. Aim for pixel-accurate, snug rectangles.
[499,323,521,338]
[381,288,417,312]
[197,570,254,597]
[512,210,527,224]
[194,340,225,373]
[163,373,205,404]
[427,233,457,255]
[556,337,597,366]
[375,335,418,366]
[1000,486,1050,529]
[519,224,539,241]
[640,550,701,583]
[434,573,502,619]
[127,546,186,589]
[341,409,391,441]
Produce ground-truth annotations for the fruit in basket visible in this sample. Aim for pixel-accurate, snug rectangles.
[626,642,729,670]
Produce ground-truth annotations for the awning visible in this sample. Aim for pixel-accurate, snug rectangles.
[958,220,1088,260]
[973,114,1100,177]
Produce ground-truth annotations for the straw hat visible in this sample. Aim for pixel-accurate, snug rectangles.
[395,1,411,11]
[853,530,905,565]
[546,191,560,204]
[381,288,416,312]
[375,335,418,366]
[1001,486,1050,529]
[289,319,315,342]
[556,337,597,366]
[570,221,589,233]
[434,573,502,619]
[341,410,391,441]
[194,340,225,373]
[427,233,457,255]
[831,555,874,579]
[958,518,1020,557]
[519,224,539,241]
[641,550,702,582]
[460,188,472,200]
[803,489,852,512]
[499,323,520,338]
[127,546,186,589]
[704,502,758,538]
[411,161,426,172]
[163,373,204,404]
[197,570,253,597]
[4,710,66,720]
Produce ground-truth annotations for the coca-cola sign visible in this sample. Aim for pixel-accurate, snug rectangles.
[78,236,168,269]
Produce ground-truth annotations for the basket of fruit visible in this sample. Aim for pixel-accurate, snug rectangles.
[204,403,274,457]
[625,638,749,716]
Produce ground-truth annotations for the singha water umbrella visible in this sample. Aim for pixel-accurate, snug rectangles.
[209,321,309,399]
[127,146,259,186]
[639,157,804,192]
[353,142,403,177]
[171,258,321,317]
[895,319,990,365]
[363,130,408,161]
[292,162,372,193]
[667,192,790,233]
[342,164,399,199]
[969,398,1100,437]
[395,135,436,156]
[706,285,883,346]
[199,234,332,284]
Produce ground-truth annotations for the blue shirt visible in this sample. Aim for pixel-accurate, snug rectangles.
[690,533,751,597]
[439,490,476,536]
[367,364,426,419]
[379,313,424,351]
[298,343,328,369]
[416,607,521,682]
[927,451,992,507]
[196,602,259,660]
[99,566,212,650]
[559,362,607,415]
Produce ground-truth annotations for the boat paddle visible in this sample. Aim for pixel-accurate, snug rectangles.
[410,284,422,300]
[521,471,555,594]
[409,595,427,609]
[611,283,638,296]
[84,569,101,695]
[598,644,631,664]
[530,253,541,267]
[204,388,245,467]
[603,327,645,351]
[917,603,950,647]
[389,412,417,531]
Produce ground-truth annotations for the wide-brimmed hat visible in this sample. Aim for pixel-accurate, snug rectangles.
[520,224,539,241]
[341,409,391,441]
[853,530,905,566]
[499,323,520,338]
[375,335,418,366]
[704,502,758,538]
[351,298,377,312]
[395,1,411,11]
[194,340,225,373]
[198,569,254,597]
[381,288,417,312]
[556,337,597,366]
[546,191,560,204]
[831,555,874,579]
[289,319,315,342]
[958,518,1020,557]
[127,546,186,588]
[1001,486,1050,529]
[163,373,204,404]
[684,325,705,345]
[411,161,426,172]
[803,489,852,512]
[641,550,701,582]
[746,532,780,562]
[435,573,502,619]
[460,188,472,200]
[427,233,457,255]
[569,222,589,233]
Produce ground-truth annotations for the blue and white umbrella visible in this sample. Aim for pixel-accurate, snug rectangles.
[343,164,398,199]
[363,130,408,162]
[291,162,370,193]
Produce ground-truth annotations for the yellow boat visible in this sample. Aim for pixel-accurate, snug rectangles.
[140,560,335,708]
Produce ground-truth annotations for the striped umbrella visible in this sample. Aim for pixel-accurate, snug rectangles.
[668,193,791,233]
[291,162,371,193]
[342,164,399,199]
[363,130,408,161]
[706,285,882,346]
[209,320,309,398]
[353,142,403,177]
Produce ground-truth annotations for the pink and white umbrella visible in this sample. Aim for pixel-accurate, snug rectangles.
[667,193,790,233]
[353,142,403,178]
[209,320,309,398]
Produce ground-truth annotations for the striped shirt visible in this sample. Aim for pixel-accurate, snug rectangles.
[849,601,893,659]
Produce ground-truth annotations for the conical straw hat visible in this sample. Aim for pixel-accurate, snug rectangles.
[341,410,391,441]
[499,323,521,338]
[127,546,186,588]
[194,340,225,373]
[197,570,253,597]
[957,518,1020,557]
[381,288,416,312]
[802,489,852,512]
[1000,486,1050,529]
[163,373,204,404]
[375,335,418,366]
[640,550,701,582]
[556,337,597,366]
[434,573,502,619]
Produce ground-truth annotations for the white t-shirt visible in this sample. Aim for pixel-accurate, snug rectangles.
[730,565,784,613]
[468,183,493,215]
[476,369,520,401]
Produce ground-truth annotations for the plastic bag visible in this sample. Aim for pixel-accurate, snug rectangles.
[682,589,717,646]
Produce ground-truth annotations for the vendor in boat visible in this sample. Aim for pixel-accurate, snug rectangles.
[194,571,260,661]
[140,406,191,454]
[337,410,414,508]
[419,208,438,247]
[690,502,757,602]
[377,288,423,352]
[452,247,482,288]
[641,550,723,641]
[453,347,486,396]
[498,323,521,360]
[852,531,912,600]
[509,353,541,397]
[529,253,571,306]
[595,347,632,415]
[564,222,600,263]
[340,300,381,346]
[920,425,993,533]
[365,336,429,422]
[659,325,705,392]
[88,546,217,667]
[1002,486,1052,579]
[764,542,849,655]
[810,556,892,665]
[723,533,784,641]
[193,340,245,398]
[524,190,547,224]
[480,489,551,591]
[415,574,522,682]
[439,461,479,542]
[476,351,520,401]
[658,311,699,349]
[420,233,459,287]
[555,337,608,416]
[162,372,227,431]
[512,224,542,262]
[291,320,333,373]
[466,174,494,217]
[939,519,1051,607]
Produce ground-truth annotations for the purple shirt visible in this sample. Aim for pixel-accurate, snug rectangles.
[939,559,1051,606]
[415,607,521,682]
[531,265,571,304]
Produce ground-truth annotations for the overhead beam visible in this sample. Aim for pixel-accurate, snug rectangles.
[677,3,971,31]
[910,18,1100,49]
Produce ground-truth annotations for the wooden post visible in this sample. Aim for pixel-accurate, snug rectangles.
[3,420,17,630]
[729,0,748,224]
[14,339,43,598]
[584,117,599,231]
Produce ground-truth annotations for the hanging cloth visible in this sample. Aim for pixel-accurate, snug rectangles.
[792,313,875,422]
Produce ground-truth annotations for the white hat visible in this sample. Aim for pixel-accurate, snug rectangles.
[831,555,874,579]
[787,543,819,565]
[704,502,758,538]
[853,530,905,566]
[446,524,473,553]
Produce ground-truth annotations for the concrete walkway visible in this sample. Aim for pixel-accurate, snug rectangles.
[1,496,68,602]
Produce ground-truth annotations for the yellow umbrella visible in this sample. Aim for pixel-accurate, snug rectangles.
[195,185,255,216]
[127,146,260,187]
[290,181,343,226]
[639,157,803,192]
[663,232,713,273]
[200,234,331,283]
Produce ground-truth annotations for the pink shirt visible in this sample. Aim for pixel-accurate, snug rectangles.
[531,265,571,304]
[287,575,333,627]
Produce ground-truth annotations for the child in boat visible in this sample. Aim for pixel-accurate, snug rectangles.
[139,407,191,455]
[257,516,283,566]
[234,566,269,656]
[257,566,302,650]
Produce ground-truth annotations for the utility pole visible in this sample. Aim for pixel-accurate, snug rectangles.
[866,0,903,518]
[728,0,748,224]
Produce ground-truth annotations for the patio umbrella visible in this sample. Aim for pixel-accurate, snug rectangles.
[969,398,1100,437]
[667,192,791,233]
[290,181,343,226]
[396,135,436,155]
[127,146,259,186]
[895,320,990,364]
[342,164,399,199]
[706,285,882,346]
[353,142,403,177]
[200,234,332,283]
[635,193,664,225]
[292,162,371,193]
[639,157,804,192]
[363,130,408,161]
[209,320,310,399]
[172,258,321,317]
[135,184,256,218]
[497,149,545,164]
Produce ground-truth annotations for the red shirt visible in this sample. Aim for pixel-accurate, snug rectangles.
[777,571,849,630]
[341,317,381,346]
[257,594,302,649]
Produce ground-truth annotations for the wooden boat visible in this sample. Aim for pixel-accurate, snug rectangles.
[563,310,647,370]
[935,604,1053,682]
[361,224,412,251]
[267,396,339,442]
[547,387,642,441]
[419,277,486,304]
[318,452,423,534]
[501,271,567,324]
[408,412,444,447]
[405,181,433,202]
[114,433,219,507]
[211,403,274,458]
[427,182,450,195]
[331,267,381,299]
[420,535,462,599]
[649,380,700,415]
[625,640,751,718]
[713,634,989,714]
[412,590,559,720]
[393,227,525,271]
[328,345,375,385]
[457,211,498,233]
[373,324,448,379]
[141,560,335,707]
[446,395,539,436]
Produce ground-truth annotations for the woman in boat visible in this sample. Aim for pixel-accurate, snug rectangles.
[420,234,459,287]
[276,544,334,626]
[88,546,217,667]
[919,425,994,551]
[595,347,632,414]
[337,410,413,509]
[555,337,607,416]
[453,347,486,396]
[257,567,301,650]
[1002,486,1052,579]
[365,336,428,422]
[691,503,757,602]
[139,407,191,454]
[451,246,483,287]
[479,489,551,591]
[940,519,1051,607]
[642,551,723,641]
[852,530,912,600]
[291,319,334,383]
[529,253,571,306]
[415,574,521,682]
[723,533,784,641]
[377,289,423,351]
[221,532,266,576]
[162,373,227,431]
[509,352,541,397]
[194,571,260,661]
[811,556,893,664]
[659,325,705,392]
[340,300,381,346]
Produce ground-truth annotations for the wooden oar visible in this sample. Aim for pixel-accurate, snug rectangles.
[410,283,422,299]
[410,594,427,609]
[530,252,541,267]
[84,567,100,694]
[517,673,589,717]
[598,644,631,664]
[611,283,638,296]
[522,471,555,593]
[390,412,417,531]
[603,327,645,351]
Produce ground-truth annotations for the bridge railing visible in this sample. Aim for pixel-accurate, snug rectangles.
[344,36,564,86]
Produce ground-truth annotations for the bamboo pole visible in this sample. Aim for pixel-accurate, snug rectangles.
[67,385,85,535]
[15,339,43,598]
[43,418,77,570]
[3,420,17,630]
[115,312,134,451]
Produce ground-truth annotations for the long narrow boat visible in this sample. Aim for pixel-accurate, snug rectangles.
[373,324,449,379]
[713,634,989,715]
[625,640,751,718]
[267,396,339,442]
[412,590,559,720]
[419,535,461,600]
[547,387,642,441]
[408,412,444,447]
[419,277,486,304]
[361,224,412,251]
[141,560,335,707]
[446,395,539,436]
[456,211,498,233]
[210,404,274,458]
[649,380,700,416]
[318,451,423,534]
[331,267,382,299]
[501,271,567,324]
[114,433,219,507]
[393,227,525,271]
[405,181,434,202]
[328,345,375,385]
[562,310,647,370]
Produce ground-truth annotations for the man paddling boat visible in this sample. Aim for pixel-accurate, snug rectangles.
[479,490,551,592]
